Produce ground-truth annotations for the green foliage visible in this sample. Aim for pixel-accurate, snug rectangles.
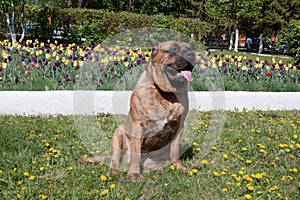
[280,20,300,64]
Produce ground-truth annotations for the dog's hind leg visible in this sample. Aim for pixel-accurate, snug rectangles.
[110,125,127,175]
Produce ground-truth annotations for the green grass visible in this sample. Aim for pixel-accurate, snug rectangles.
[0,111,299,199]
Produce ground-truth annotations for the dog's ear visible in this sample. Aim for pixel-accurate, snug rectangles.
[149,37,158,56]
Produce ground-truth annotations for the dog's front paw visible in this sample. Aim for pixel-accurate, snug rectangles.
[126,173,143,182]
[173,160,187,171]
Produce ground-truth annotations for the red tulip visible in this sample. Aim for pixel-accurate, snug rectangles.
[266,71,272,77]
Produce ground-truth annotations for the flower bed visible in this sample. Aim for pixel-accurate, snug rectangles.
[0,39,299,91]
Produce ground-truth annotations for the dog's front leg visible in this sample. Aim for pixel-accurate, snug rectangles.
[127,136,143,181]
[170,128,186,171]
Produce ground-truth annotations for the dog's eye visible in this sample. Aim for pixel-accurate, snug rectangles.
[152,47,158,55]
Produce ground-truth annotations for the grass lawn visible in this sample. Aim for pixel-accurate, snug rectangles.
[0,110,299,199]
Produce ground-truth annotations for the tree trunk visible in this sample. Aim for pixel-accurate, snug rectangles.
[258,33,263,54]
[78,0,82,8]
[229,31,234,51]
[5,12,16,45]
[129,0,135,12]
[234,28,239,52]
[19,0,26,42]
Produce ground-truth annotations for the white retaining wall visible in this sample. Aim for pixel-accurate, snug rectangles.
[0,91,299,115]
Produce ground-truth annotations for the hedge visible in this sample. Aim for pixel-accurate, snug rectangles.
[2,7,210,45]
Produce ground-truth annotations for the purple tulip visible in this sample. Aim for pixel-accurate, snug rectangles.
[236,66,241,71]
[3,58,7,63]
[65,77,71,81]
[55,61,60,67]
[124,57,128,62]
[199,68,204,73]
[136,60,141,65]
[222,62,226,67]
[44,60,49,65]
[221,54,224,57]
[279,70,284,74]
[46,48,50,53]
[52,65,57,71]
[257,69,262,74]
[8,55,13,61]
[247,69,252,75]
[225,58,229,62]
[114,60,118,65]
[223,68,228,73]
[99,65,104,72]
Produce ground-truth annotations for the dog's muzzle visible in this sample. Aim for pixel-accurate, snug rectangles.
[164,52,195,88]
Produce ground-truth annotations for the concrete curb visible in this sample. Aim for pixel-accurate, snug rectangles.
[0,91,299,115]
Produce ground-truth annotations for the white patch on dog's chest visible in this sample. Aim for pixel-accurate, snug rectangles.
[144,118,174,138]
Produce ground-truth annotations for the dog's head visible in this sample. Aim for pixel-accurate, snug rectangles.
[148,39,195,93]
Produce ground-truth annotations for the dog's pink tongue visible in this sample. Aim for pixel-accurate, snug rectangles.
[180,71,193,82]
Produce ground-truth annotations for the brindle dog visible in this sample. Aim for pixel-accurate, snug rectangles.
[79,39,195,181]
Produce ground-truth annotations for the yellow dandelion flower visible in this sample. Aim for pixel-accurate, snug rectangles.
[222,188,228,193]
[67,167,73,171]
[195,147,201,152]
[244,194,252,199]
[17,194,22,199]
[101,189,108,196]
[23,171,29,177]
[191,168,198,174]
[223,154,228,159]
[110,183,116,189]
[202,160,208,165]
[21,186,27,191]
[28,175,35,181]
[248,185,254,191]
[188,171,193,176]
[39,194,48,200]
[213,172,220,177]
[169,165,175,171]
[101,175,107,181]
